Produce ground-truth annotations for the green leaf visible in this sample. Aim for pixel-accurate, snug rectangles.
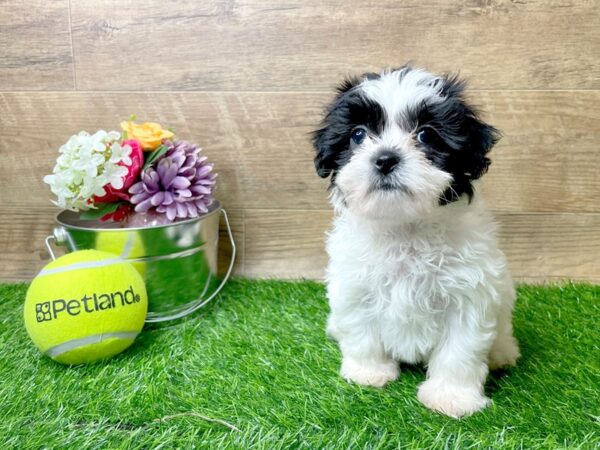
[143,144,168,170]
[79,202,121,221]
[129,114,137,121]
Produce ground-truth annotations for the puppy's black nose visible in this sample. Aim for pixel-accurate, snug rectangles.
[374,151,400,175]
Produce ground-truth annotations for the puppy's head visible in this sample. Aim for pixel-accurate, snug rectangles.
[312,66,500,220]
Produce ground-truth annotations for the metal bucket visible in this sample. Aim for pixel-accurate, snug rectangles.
[44,200,235,323]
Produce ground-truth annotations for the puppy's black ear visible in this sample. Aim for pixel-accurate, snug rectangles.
[464,114,501,180]
[312,77,361,178]
[313,109,343,178]
[437,73,501,182]
[313,126,337,178]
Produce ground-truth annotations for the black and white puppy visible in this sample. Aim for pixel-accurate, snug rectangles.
[312,66,519,418]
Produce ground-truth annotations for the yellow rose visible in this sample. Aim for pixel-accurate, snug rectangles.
[120,121,174,151]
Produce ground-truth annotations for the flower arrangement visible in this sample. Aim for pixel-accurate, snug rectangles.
[44,117,217,224]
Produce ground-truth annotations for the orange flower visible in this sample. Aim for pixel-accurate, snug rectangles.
[120,120,174,151]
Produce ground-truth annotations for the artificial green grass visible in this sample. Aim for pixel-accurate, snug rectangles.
[0,280,598,449]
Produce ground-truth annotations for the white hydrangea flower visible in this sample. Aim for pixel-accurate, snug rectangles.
[102,162,129,190]
[44,130,132,211]
[108,141,132,166]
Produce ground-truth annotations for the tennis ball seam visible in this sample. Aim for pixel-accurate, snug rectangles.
[45,331,140,357]
[38,256,128,277]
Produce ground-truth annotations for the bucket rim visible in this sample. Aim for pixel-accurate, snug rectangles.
[55,200,222,232]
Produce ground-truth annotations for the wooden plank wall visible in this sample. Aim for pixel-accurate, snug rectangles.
[1,0,599,283]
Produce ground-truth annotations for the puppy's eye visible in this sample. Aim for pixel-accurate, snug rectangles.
[416,128,437,145]
[350,128,367,145]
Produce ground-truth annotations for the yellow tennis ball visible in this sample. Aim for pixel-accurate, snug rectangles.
[95,231,146,278]
[24,250,148,365]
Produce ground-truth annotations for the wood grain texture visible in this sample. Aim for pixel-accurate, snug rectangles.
[0,207,244,282]
[1,0,599,283]
[244,209,600,283]
[244,209,329,279]
[1,90,598,212]
[0,207,58,281]
[69,0,600,91]
[0,0,73,90]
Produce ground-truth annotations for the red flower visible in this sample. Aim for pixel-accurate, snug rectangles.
[94,139,144,203]
[100,203,133,222]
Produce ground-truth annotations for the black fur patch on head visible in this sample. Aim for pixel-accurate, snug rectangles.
[312,75,385,180]
[412,75,501,203]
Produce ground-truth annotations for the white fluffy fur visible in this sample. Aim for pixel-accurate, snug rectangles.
[324,70,520,418]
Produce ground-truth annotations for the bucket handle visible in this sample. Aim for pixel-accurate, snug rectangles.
[144,208,237,323]
[45,235,58,260]
[45,226,73,261]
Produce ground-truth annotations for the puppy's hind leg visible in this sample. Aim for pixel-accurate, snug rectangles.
[326,315,342,341]
[488,296,520,370]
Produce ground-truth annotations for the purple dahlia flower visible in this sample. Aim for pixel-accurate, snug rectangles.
[129,140,216,221]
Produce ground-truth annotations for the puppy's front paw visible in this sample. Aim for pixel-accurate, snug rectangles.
[417,380,490,418]
[340,357,399,388]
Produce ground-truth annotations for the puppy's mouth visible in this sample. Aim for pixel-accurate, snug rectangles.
[377,181,398,191]
[368,179,411,195]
